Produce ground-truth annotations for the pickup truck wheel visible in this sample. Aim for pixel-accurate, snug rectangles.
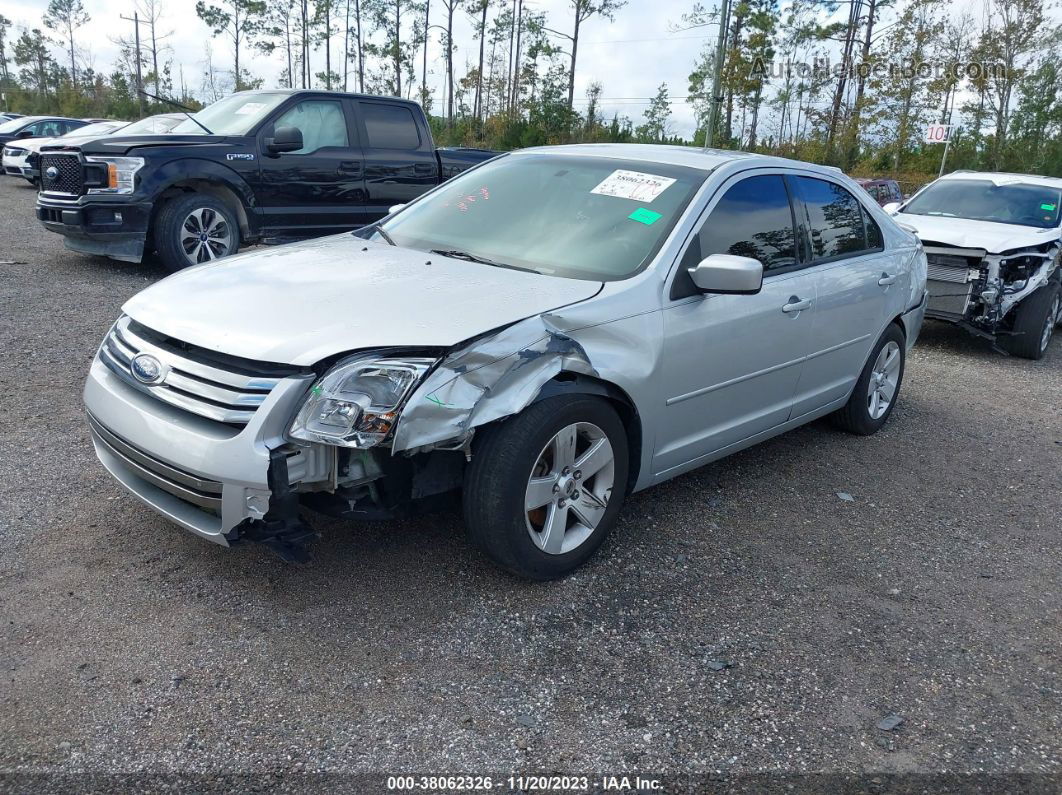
[463,395,629,580]
[1003,282,1060,360]
[831,324,906,436]
[155,193,240,271]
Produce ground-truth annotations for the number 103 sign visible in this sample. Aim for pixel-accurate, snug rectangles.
[925,124,952,143]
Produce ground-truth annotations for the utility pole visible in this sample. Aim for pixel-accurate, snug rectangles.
[120,11,147,118]
[704,0,731,149]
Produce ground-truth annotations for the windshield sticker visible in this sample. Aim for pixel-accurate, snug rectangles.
[234,102,268,116]
[628,208,662,225]
[591,169,676,202]
[1041,203,1056,211]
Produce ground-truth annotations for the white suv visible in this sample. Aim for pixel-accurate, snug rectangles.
[886,171,1062,359]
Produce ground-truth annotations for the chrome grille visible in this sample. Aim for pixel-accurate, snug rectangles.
[99,316,283,425]
[40,153,82,194]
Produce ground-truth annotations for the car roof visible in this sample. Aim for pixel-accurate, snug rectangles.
[513,143,847,177]
[227,88,423,109]
[940,171,1062,189]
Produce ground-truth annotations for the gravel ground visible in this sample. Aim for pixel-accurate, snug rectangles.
[0,175,1060,789]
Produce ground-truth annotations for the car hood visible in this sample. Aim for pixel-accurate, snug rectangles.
[122,235,603,367]
[894,212,1059,253]
[15,136,61,153]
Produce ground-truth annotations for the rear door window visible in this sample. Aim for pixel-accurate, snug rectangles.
[791,176,869,261]
[359,103,421,149]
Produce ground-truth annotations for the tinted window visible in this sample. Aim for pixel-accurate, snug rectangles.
[361,103,421,149]
[864,207,883,248]
[792,176,867,260]
[699,175,797,271]
[271,100,348,154]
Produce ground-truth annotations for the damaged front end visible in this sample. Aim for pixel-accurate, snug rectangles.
[924,239,1060,342]
[253,308,643,557]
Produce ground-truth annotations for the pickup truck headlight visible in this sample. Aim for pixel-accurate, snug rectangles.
[85,156,145,194]
[289,355,437,448]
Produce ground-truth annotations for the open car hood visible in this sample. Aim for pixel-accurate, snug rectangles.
[122,234,603,367]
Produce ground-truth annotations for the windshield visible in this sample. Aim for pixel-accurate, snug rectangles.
[903,178,1062,229]
[171,93,290,135]
[0,116,35,134]
[121,115,182,135]
[64,121,124,138]
[378,154,704,280]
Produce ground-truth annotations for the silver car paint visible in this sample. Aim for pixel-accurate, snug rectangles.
[84,145,927,543]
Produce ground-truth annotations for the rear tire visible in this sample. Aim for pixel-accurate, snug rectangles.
[154,193,240,272]
[831,324,906,436]
[1003,282,1060,360]
[463,395,629,580]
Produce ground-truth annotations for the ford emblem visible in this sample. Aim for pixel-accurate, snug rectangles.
[130,353,165,385]
[45,166,59,180]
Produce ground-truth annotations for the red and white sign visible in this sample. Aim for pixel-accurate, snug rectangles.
[925,124,952,144]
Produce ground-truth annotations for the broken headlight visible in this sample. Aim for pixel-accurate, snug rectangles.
[289,355,437,448]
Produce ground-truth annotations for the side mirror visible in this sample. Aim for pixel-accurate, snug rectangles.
[388,203,407,215]
[882,201,901,215]
[689,253,763,295]
[17,130,32,139]
[266,125,303,154]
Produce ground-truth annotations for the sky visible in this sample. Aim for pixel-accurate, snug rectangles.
[1,0,718,137]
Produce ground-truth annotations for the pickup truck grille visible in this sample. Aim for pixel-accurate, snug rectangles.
[40,153,82,195]
[98,316,286,425]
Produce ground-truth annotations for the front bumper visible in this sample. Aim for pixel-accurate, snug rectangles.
[2,152,30,177]
[83,355,319,545]
[37,196,153,262]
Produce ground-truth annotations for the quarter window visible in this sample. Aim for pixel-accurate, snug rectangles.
[360,103,421,149]
[271,100,349,154]
[791,176,869,260]
[698,175,797,271]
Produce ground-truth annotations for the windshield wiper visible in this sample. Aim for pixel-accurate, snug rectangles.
[430,249,534,272]
[137,89,214,135]
[373,223,397,246]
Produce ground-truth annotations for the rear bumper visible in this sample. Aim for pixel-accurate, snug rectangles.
[37,197,153,262]
[901,290,928,349]
[83,355,318,544]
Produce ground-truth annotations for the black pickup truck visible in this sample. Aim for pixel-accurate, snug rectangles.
[36,90,496,271]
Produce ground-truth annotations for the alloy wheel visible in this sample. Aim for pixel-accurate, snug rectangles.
[180,207,233,265]
[1042,294,1060,353]
[524,422,615,555]
[867,341,901,420]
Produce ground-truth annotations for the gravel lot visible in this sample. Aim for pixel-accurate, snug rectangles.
[1,175,1060,789]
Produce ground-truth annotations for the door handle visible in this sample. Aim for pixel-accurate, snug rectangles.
[338,160,363,175]
[782,296,812,313]
[878,272,897,286]
[413,162,435,176]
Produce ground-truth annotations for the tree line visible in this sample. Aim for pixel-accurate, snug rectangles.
[1,0,1061,185]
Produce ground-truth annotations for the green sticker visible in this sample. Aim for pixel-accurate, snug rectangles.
[1041,203,1056,211]
[628,208,662,225]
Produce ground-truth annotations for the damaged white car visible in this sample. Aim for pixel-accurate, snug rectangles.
[885,171,1062,359]
[85,145,927,579]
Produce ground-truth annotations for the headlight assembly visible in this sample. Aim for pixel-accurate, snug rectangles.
[85,156,145,194]
[289,355,437,448]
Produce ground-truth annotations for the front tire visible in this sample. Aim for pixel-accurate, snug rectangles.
[1003,282,1060,360]
[154,193,240,272]
[463,395,629,580]
[831,324,906,435]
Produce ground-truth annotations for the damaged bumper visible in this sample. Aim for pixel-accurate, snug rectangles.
[83,355,323,544]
